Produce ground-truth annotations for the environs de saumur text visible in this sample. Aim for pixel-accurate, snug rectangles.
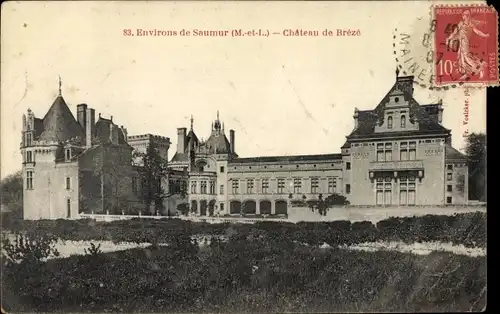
[123,28,362,37]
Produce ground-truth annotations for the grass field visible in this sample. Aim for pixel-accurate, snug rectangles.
[1,212,486,312]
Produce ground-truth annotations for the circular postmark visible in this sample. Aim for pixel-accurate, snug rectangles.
[394,14,465,91]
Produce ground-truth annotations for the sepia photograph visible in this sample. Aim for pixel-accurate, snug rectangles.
[1,1,489,312]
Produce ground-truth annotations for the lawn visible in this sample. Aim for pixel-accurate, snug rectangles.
[2,233,486,313]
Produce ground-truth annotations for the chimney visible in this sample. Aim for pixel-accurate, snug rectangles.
[121,126,128,143]
[437,99,444,123]
[177,128,187,153]
[109,124,118,144]
[230,129,235,154]
[85,108,95,148]
[77,104,88,130]
[22,113,26,131]
[353,108,359,129]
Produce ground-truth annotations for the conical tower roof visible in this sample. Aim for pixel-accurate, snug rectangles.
[39,95,84,142]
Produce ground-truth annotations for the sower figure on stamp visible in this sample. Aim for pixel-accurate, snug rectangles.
[445,10,490,80]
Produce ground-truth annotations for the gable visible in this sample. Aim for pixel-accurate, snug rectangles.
[346,75,450,140]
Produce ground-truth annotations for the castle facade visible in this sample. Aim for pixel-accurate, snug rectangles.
[21,74,468,219]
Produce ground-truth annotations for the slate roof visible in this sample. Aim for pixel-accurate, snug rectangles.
[445,144,467,161]
[33,118,45,138]
[95,117,126,144]
[230,153,342,164]
[187,130,199,145]
[205,133,231,154]
[170,152,189,162]
[346,76,450,140]
[38,96,84,142]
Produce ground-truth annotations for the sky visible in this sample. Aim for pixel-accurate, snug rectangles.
[1,1,487,178]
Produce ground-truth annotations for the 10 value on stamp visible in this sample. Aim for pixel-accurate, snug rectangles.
[433,5,499,87]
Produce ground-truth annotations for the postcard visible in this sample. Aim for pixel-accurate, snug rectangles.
[1,1,489,312]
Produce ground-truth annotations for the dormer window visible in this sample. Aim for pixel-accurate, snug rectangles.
[65,148,71,161]
[394,97,399,103]
[388,116,393,129]
[401,115,406,128]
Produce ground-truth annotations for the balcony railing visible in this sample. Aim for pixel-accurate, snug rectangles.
[369,160,424,171]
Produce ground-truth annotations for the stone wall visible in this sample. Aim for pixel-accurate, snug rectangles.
[288,205,486,223]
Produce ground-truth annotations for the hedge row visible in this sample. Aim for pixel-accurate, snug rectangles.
[1,235,486,313]
[2,211,487,248]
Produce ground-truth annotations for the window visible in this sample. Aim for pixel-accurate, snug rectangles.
[220,184,224,195]
[377,143,393,162]
[232,180,239,194]
[399,175,416,205]
[220,166,225,173]
[385,143,393,161]
[376,176,392,205]
[400,141,416,161]
[200,181,207,194]
[67,199,71,218]
[262,179,269,194]
[26,151,33,163]
[377,143,384,161]
[277,178,285,194]
[447,172,453,181]
[447,164,453,171]
[447,185,452,192]
[26,170,33,189]
[25,133,32,146]
[66,177,71,190]
[346,162,351,170]
[446,196,452,204]
[220,203,224,211]
[293,178,302,193]
[311,177,319,194]
[191,181,197,194]
[65,149,71,160]
[209,181,215,194]
[346,184,351,194]
[328,177,337,194]
[388,116,393,129]
[401,115,406,128]
[400,142,408,161]
[409,142,416,160]
[247,179,254,194]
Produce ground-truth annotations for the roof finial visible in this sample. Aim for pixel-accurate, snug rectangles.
[396,66,400,78]
[58,75,62,96]
[190,114,194,130]
[217,110,219,121]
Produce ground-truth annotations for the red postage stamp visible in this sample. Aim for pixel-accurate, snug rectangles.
[433,5,498,87]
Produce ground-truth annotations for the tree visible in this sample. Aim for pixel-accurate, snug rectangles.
[309,193,349,216]
[0,171,23,219]
[133,142,169,214]
[465,132,486,201]
[87,144,133,215]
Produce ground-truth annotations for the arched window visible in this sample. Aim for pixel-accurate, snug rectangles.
[401,115,406,128]
[387,116,393,129]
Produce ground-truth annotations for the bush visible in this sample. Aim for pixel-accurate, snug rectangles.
[1,236,486,313]
[1,212,486,248]
[1,232,60,266]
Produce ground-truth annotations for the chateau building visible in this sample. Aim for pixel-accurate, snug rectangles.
[169,72,468,216]
[20,80,168,219]
[21,72,468,220]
